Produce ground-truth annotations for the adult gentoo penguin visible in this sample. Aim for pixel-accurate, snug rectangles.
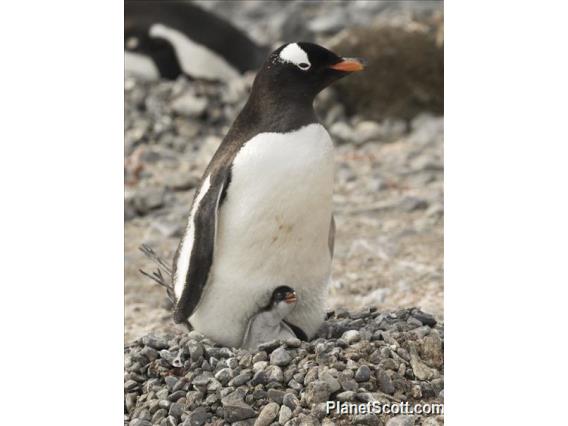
[172,42,365,347]
[241,286,299,351]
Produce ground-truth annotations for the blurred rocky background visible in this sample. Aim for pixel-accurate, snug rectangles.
[125,0,444,343]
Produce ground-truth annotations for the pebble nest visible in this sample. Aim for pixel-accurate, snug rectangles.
[125,308,444,426]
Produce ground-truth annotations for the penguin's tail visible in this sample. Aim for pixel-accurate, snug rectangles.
[138,244,175,305]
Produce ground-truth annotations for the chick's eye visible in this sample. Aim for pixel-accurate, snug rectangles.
[298,62,310,70]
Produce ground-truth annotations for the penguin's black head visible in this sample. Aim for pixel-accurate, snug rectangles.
[271,286,297,306]
[254,42,365,101]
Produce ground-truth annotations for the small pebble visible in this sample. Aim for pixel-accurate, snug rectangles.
[254,402,279,426]
[386,415,416,426]
[355,365,371,382]
[269,347,292,367]
[341,330,361,344]
[279,405,293,424]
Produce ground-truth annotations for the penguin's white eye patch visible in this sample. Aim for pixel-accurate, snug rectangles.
[279,43,311,70]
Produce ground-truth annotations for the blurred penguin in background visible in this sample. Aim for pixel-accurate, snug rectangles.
[125,0,268,81]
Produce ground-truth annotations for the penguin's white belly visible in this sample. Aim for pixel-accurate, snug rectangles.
[190,123,334,347]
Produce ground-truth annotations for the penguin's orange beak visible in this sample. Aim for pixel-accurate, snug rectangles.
[329,57,366,72]
[284,291,297,304]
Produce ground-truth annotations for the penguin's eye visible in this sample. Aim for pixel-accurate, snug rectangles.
[298,62,310,71]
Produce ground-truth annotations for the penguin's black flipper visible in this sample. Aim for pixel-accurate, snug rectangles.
[173,170,231,324]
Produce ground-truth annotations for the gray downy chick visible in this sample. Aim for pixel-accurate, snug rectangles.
[241,286,299,350]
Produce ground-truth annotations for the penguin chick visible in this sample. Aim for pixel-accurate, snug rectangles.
[241,286,298,351]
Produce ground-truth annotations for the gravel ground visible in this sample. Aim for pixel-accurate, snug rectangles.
[125,308,444,426]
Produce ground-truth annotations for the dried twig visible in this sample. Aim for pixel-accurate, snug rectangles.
[138,244,175,305]
[138,245,194,331]
[139,244,172,275]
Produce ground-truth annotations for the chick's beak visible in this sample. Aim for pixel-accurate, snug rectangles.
[284,291,297,304]
[329,57,366,72]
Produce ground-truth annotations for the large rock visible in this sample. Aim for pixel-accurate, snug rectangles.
[409,342,438,381]
[304,380,331,405]
[221,390,257,422]
[279,405,293,424]
[376,369,395,395]
[421,330,443,368]
[182,407,210,425]
[254,402,279,426]
[319,371,341,394]
[269,347,292,366]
